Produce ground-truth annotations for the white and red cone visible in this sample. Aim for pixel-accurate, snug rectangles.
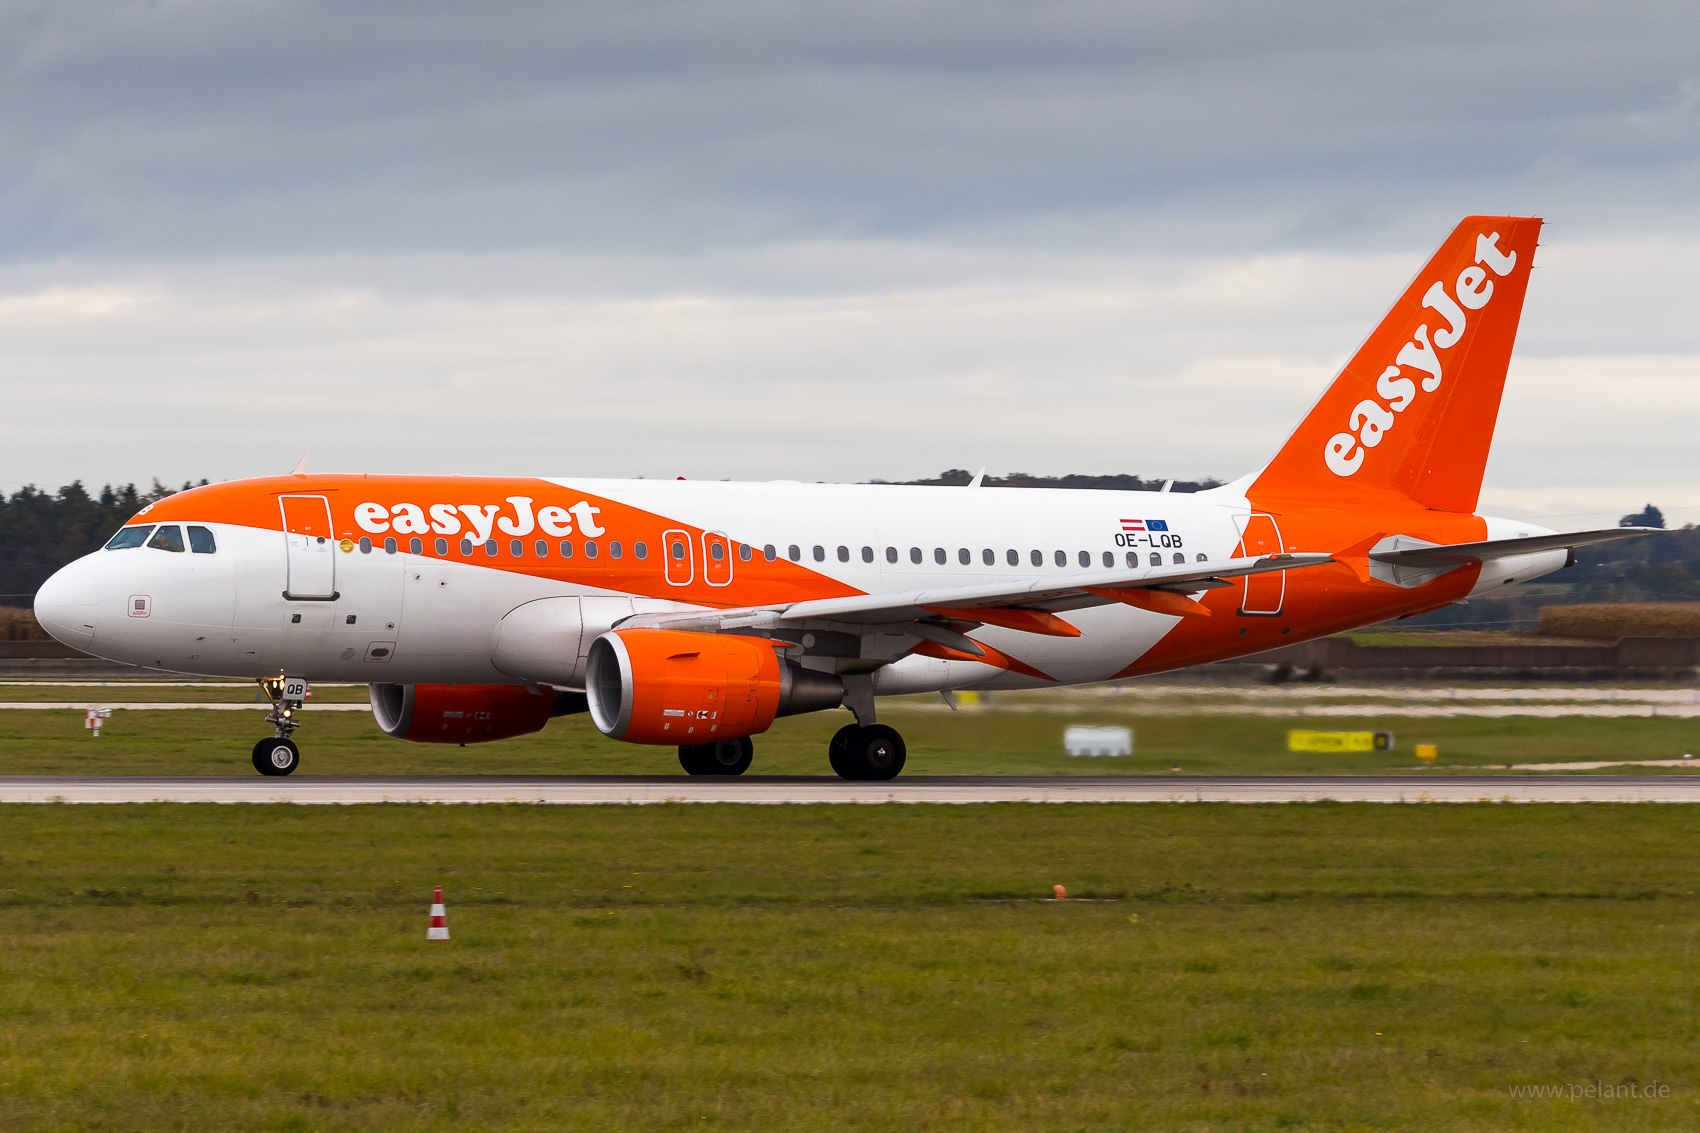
[427,885,449,941]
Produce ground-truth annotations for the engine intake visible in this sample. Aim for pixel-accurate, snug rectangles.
[585,628,843,745]
[371,683,588,744]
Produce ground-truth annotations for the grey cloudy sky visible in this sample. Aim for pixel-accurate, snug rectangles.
[2,0,1697,526]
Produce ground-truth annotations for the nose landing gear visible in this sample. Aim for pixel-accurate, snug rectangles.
[254,676,307,776]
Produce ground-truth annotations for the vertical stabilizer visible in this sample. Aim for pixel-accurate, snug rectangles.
[1251,216,1542,513]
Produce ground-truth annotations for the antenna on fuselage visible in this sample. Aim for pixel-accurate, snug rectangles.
[966,468,986,488]
[290,454,309,477]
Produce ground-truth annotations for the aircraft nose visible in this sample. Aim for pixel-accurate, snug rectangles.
[34,562,98,649]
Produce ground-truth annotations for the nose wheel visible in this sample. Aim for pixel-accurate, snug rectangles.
[252,737,300,776]
[828,723,907,780]
[253,676,307,777]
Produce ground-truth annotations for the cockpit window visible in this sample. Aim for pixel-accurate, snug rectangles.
[146,525,186,553]
[105,526,153,550]
[188,526,217,554]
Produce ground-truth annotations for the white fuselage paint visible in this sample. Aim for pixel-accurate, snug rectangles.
[36,479,1558,695]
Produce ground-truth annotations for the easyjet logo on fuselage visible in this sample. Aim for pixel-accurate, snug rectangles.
[1323,231,1519,478]
[353,496,606,542]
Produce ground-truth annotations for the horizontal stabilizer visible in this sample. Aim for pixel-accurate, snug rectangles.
[1370,527,1660,567]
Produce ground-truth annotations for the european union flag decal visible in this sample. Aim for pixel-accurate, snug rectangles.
[1145,519,1169,532]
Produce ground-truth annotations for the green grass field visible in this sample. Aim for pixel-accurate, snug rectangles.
[0,702,1696,777]
[4,803,1700,1130]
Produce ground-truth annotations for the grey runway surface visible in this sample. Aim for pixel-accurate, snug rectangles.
[5,774,1700,804]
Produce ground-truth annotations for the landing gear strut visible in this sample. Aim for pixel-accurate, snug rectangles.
[253,676,306,776]
[679,735,754,776]
[829,723,907,781]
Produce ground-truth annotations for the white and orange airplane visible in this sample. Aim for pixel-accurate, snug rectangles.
[33,216,1654,778]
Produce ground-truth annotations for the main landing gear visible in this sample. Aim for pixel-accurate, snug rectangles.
[253,676,306,776]
[828,723,907,781]
[678,736,754,776]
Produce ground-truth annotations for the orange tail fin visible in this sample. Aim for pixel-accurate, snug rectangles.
[1251,216,1543,513]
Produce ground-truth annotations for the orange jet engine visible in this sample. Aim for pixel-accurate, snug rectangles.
[370,682,587,744]
[585,628,844,745]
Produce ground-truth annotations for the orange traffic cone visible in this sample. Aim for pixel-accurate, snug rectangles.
[1052,884,1067,901]
[427,885,449,941]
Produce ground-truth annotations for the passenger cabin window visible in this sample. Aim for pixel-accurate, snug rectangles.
[982,548,994,566]
[958,548,970,565]
[764,544,777,561]
[1030,550,1042,567]
[1149,552,1161,566]
[910,547,922,564]
[383,537,397,554]
[635,542,648,559]
[1102,551,1113,568]
[1174,553,1185,564]
[534,539,549,557]
[358,536,372,553]
[584,541,599,558]
[434,537,447,555]
[459,538,473,555]
[187,526,217,554]
[559,540,574,558]
[510,539,524,557]
[1078,551,1090,568]
[933,548,946,565]
[484,539,498,556]
[610,541,623,559]
[412,538,425,555]
[813,546,825,562]
[739,544,751,561]
[862,546,874,563]
[835,546,848,563]
[1195,553,1208,563]
[1053,550,1066,567]
[788,545,800,562]
[885,546,898,563]
[1126,551,1137,568]
[147,525,185,553]
[711,542,725,561]
[1006,549,1018,566]
[105,526,152,550]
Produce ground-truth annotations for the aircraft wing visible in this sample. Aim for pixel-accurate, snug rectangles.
[623,552,1333,635]
[1369,526,1660,567]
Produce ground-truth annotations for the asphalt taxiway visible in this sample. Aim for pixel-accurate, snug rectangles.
[3,774,1700,804]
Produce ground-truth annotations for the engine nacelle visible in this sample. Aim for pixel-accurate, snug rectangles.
[585,628,844,745]
[370,682,588,744]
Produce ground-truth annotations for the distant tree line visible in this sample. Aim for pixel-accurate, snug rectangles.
[874,470,1226,492]
[0,481,201,607]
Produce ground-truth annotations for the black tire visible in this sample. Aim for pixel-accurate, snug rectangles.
[834,724,906,781]
[678,736,753,776]
[252,737,300,776]
[827,723,860,778]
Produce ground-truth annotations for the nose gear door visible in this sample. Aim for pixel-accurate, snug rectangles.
[280,495,338,599]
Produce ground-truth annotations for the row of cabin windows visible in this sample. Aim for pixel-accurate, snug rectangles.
[759,544,1200,568]
[350,535,1199,569]
[358,536,653,560]
[106,525,1198,572]
[104,525,217,554]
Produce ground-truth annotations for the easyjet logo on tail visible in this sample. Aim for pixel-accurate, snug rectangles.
[1323,232,1519,477]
